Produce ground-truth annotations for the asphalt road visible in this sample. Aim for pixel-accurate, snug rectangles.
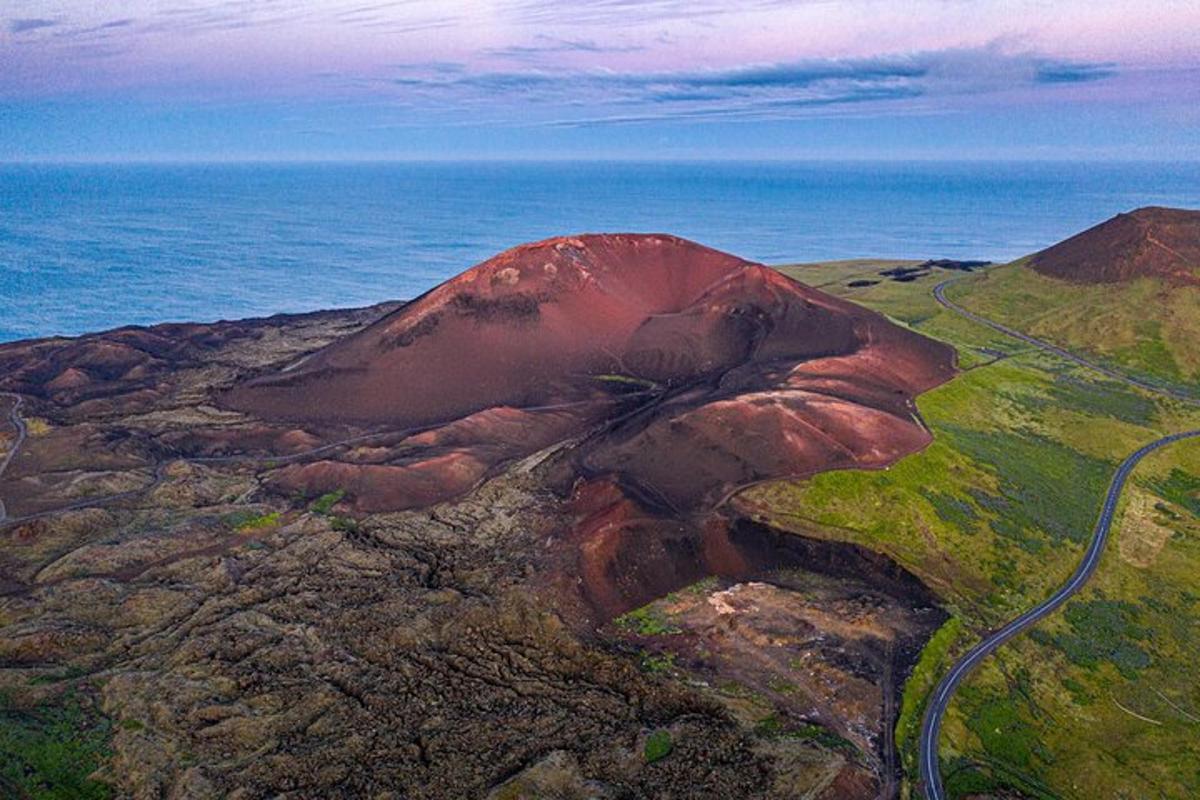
[918,429,1200,799]
[920,276,1200,800]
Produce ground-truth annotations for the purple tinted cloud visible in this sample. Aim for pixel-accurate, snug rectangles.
[1035,62,1118,84]
[487,35,644,60]
[8,17,58,34]
[366,48,1117,127]
[1,1,1196,159]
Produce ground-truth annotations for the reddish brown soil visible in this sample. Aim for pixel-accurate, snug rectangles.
[558,476,941,621]
[224,234,956,514]
[1030,206,1200,285]
[0,304,399,416]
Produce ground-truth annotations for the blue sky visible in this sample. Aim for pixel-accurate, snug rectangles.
[1,1,1198,161]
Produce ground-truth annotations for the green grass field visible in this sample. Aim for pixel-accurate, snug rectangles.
[945,260,1200,395]
[0,688,113,800]
[748,259,1200,798]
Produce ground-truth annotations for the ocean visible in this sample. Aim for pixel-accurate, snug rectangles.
[2,160,1199,343]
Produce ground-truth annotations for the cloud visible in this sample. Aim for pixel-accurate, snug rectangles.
[1035,61,1118,83]
[661,58,928,90]
[548,84,926,127]
[392,53,928,94]
[131,1,319,37]
[9,18,58,34]
[370,46,1117,127]
[499,0,804,26]
[0,6,1123,135]
[487,35,644,60]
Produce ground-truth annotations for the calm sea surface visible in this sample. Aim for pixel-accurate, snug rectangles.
[2,160,1199,343]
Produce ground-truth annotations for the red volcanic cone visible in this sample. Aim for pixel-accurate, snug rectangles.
[1030,206,1200,286]
[223,234,956,512]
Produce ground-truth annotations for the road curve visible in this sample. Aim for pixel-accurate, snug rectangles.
[920,275,1200,799]
[919,429,1200,799]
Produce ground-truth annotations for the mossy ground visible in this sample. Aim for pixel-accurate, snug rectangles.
[944,260,1200,394]
[0,688,113,799]
[755,260,1200,798]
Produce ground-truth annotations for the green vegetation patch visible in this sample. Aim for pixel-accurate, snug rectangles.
[643,729,673,763]
[944,425,1114,547]
[1147,468,1200,517]
[329,515,360,534]
[638,651,677,674]
[958,680,1046,777]
[27,665,87,686]
[237,511,281,531]
[308,489,345,515]
[223,509,282,531]
[0,690,114,800]
[920,491,980,533]
[1115,319,1182,382]
[949,659,1062,798]
[615,604,681,637]
[682,576,720,596]
[940,756,1058,800]
[942,757,1006,799]
[1036,373,1158,427]
[1031,598,1151,679]
[784,722,859,755]
[895,616,967,772]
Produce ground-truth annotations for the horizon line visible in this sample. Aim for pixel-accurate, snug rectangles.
[5,154,1200,167]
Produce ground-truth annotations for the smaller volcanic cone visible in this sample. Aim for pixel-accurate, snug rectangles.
[1030,206,1200,285]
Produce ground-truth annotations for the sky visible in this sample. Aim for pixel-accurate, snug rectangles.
[1,0,1198,161]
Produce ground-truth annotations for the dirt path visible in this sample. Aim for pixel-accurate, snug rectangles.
[0,392,29,523]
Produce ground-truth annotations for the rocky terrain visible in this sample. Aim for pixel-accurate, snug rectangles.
[0,235,955,799]
[1030,206,1200,285]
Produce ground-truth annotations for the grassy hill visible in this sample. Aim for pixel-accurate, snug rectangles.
[948,259,1200,396]
[744,258,1200,799]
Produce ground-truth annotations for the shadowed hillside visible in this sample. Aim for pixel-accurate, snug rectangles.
[1030,206,1200,285]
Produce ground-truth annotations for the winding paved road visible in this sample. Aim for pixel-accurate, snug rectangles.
[920,276,1200,800]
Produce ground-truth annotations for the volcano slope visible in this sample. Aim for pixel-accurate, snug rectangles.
[949,206,1200,395]
[224,234,955,516]
[0,235,955,799]
[1029,206,1200,286]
